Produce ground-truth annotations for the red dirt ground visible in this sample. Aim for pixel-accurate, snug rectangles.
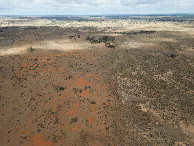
[0,48,117,145]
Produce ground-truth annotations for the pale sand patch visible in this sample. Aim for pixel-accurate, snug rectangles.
[135,22,194,36]
[174,142,187,146]
[136,103,148,113]
[179,121,194,143]
[0,39,96,56]
[34,39,87,51]
[156,37,176,42]
[120,41,155,49]
[95,33,123,36]
[186,47,194,51]
[0,46,28,56]
[179,121,194,134]
[136,103,165,123]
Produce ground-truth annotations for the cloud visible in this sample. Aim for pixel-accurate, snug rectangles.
[120,0,161,6]
[54,0,111,6]
[0,0,193,15]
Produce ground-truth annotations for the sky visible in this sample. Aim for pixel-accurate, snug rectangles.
[0,0,194,15]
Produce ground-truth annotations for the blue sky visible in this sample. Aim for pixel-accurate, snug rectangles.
[0,0,194,15]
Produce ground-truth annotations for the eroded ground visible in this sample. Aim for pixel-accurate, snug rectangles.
[0,18,194,145]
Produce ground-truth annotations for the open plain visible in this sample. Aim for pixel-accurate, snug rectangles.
[0,16,194,145]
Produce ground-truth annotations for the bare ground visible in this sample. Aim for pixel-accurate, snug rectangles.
[0,21,194,145]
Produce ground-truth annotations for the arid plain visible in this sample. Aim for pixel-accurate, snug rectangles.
[0,16,194,145]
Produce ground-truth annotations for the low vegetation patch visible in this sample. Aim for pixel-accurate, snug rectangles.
[27,46,35,52]
[90,101,96,104]
[86,36,117,48]
[70,118,78,123]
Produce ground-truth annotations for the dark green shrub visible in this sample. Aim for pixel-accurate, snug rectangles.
[70,118,78,123]
[27,46,35,52]
[90,101,96,104]
[59,87,65,90]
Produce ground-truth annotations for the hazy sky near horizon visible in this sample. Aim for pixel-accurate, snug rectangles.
[0,0,193,15]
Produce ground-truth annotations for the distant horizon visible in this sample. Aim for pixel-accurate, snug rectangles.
[1,13,194,17]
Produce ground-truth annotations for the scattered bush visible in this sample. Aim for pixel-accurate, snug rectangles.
[59,87,65,90]
[73,88,78,93]
[27,46,35,52]
[90,101,96,104]
[70,118,78,123]
[170,53,176,58]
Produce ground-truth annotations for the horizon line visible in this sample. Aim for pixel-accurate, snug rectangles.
[0,13,194,17]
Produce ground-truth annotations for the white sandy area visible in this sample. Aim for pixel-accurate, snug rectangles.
[0,39,96,56]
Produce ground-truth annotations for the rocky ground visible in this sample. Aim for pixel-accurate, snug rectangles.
[0,19,194,145]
